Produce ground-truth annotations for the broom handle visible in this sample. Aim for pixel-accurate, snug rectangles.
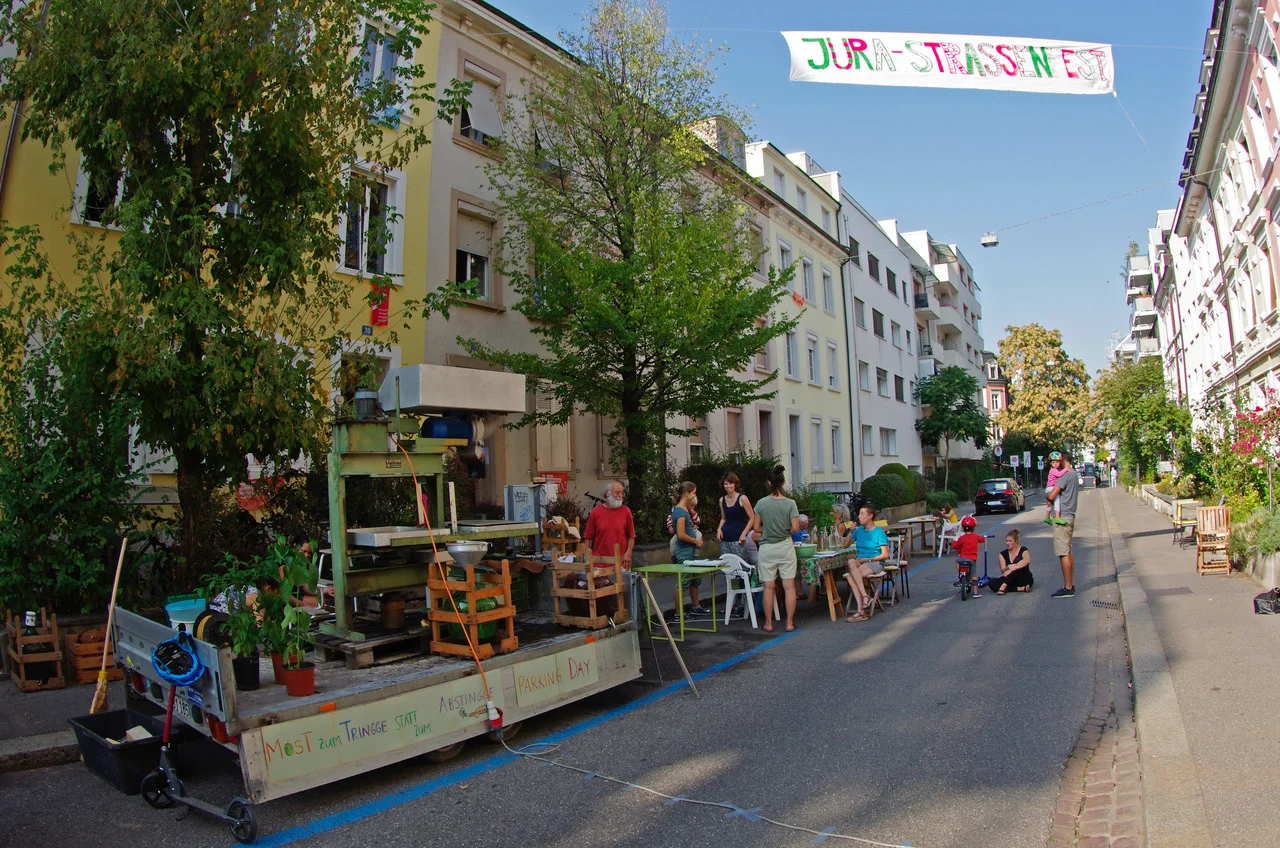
[100,538,127,673]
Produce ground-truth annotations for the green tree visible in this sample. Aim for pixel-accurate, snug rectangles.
[915,366,990,492]
[460,0,795,534]
[0,0,469,581]
[995,323,1092,451]
[1094,357,1188,482]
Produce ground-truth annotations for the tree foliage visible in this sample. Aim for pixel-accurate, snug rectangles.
[1093,356,1188,481]
[915,365,989,492]
[995,323,1091,451]
[461,0,796,535]
[0,0,469,581]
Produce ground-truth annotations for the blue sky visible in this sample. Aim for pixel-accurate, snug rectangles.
[490,0,1210,375]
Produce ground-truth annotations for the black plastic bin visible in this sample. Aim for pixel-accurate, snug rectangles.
[67,708,169,795]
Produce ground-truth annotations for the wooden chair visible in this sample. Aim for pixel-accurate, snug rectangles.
[1195,506,1231,576]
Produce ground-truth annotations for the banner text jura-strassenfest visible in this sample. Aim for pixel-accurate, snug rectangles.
[782,31,1114,95]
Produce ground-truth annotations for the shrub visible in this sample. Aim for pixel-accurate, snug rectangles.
[1154,477,1176,496]
[926,490,957,509]
[791,485,837,529]
[861,474,910,510]
[910,470,928,502]
[677,448,780,540]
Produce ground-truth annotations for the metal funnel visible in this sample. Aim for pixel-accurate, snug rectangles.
[445,541,489,568]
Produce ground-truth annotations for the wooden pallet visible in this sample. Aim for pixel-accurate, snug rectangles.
[426,559,518,660]
[314,625,430,670]
[6,608,65,692]
[549,547,630,630]
[64,630,124,685]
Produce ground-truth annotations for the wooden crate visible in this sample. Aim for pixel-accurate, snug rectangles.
[64,629,124,685]
[6,608,65,692]
[542,515,582,561]
[549,548,629,630]
[426,559,518,659]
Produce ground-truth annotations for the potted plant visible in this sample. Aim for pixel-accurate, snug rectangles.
[226,598,261,691]
[277,604,315,696]
[256,590,294,683]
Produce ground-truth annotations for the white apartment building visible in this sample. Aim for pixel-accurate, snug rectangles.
[789,156,924,483]
[900,229,988,469]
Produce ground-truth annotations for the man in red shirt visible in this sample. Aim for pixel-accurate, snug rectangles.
[583,481,635,568]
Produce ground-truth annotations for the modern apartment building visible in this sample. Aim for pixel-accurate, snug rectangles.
[900,229,988,470]
[1153,0,1280,418]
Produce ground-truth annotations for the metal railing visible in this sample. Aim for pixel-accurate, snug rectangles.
[914,293,930,309]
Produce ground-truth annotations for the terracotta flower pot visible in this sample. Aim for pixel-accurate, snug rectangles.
[279,661,315,697]
[270,651,303,683]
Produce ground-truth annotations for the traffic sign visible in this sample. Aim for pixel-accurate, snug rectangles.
[994,445,1003,458]
[1037,460,1045,470]
[1022,450,1032,467]
[1010,455,1020,467]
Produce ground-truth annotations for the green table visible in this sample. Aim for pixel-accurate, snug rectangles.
[633,562,724,642]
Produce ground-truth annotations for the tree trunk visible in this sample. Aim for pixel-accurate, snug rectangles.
[942,436,952,493]
[174,445,212,590]
[619,343,650,538]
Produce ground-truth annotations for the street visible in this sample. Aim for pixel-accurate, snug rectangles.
[5,492,1114,848]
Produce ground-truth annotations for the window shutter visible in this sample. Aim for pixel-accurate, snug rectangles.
[457,213,492,257]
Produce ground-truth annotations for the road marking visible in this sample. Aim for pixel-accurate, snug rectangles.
[248,628,803,847]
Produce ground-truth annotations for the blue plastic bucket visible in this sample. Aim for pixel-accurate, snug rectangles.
[165,598,207,630]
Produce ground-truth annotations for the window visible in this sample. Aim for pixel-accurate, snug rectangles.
[848,237,860,267]
[811,418,824,472]
[854,298,866,329]
[872,310,885,339]
[759,409,774,457]
[831,423,843,471]
[806,334,820,384]
[891,321,902,348]
[459,61,503,145]
[894,375,905,402]
[821,268,834,312]
[796,187,808,214]
[858,360,870,391]
[725,410,743,451]
[534,390,573,472]
[906,329,913,352]
[778,240,793,278]
[886,269,897,295]
[688,416,707,464]
[342,178,391,275]
[879,427,898,456]
[991,392,1002,411]
[773,169,786,195]
[876,368,889,397]
[822,208,831,233]
[784,330,799,378]
[862,425,874,455]
[801,258,815,302]
[827,342,839,390]
[754,320,771,371]
[868,253,880,282]
[750,225,768,277]
[75,165,127,228]
[454,207,494,299]
[359,22,407,123]
[903,284,909,306]
[910,380,917,406]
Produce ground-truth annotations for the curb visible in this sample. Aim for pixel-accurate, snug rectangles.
[1101,493,1214,848]
[0,729,80,775]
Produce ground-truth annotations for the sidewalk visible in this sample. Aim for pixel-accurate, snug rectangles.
[1102,489,1280,848]
[0,675,111,773]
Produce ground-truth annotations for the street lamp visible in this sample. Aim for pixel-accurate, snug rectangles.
[980,232,999,247]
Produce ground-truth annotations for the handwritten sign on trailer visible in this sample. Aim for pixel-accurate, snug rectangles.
[782,31,1114,95]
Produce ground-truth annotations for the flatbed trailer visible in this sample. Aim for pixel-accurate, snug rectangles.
[113,607,641,805]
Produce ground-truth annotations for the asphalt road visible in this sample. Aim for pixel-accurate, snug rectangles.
[4,492,1106,848]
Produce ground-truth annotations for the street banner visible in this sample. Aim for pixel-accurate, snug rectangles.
[782,31,1114,95]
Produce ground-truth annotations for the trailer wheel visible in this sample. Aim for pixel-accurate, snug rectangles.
[228,799,258,844]
[424,741,466,763]
[485,721,523,743]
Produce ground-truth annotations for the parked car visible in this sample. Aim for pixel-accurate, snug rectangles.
[974,478,1025,515]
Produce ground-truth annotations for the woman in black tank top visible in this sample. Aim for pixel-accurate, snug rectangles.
[717,472,755,560]
[992,529,1033,594]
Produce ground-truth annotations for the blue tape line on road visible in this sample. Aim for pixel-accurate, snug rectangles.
[247,628,802,847]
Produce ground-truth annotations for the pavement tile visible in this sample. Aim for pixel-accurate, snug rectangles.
[1077,835,1110,847]
[1110,838,1142,848]
[1050,824,1078,842]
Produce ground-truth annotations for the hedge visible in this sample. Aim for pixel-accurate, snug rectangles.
[926,490,957,509]
[860,474,910,510]
[910,470,928,502]
[677,449,778,538]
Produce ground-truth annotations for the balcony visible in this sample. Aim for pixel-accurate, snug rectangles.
[1127,255,1153,304]
[919,343,933,357]
[919,358,938,379]
[935,297,964,335]
[914,292,938,320]
[1131,296,1157,337]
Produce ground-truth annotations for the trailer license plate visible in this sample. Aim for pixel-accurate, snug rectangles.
[173,691,195,724]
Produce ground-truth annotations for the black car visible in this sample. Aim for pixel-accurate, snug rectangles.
[975,478,1025,515]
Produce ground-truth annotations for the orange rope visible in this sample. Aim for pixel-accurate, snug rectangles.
[391,437,494,703]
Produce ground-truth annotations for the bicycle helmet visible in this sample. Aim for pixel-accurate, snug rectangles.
[960,515,978,531]
[151,627,206,687]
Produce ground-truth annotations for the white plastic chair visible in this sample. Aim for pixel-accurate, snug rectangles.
[936,520,962,557]
[720,553,779,629]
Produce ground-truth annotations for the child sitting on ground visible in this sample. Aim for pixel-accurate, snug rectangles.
[950,515,984,598]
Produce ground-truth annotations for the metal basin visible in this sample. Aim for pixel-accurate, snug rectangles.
[446,541,490,569]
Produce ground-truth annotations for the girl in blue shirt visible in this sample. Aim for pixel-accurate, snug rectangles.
[846,504,889,622]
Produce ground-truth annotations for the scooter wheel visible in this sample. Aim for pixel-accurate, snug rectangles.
[960,580,969,601]
[228,799,258,844]
[141,771,176,809]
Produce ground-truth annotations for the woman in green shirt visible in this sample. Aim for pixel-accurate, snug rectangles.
[752,465,800,632]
